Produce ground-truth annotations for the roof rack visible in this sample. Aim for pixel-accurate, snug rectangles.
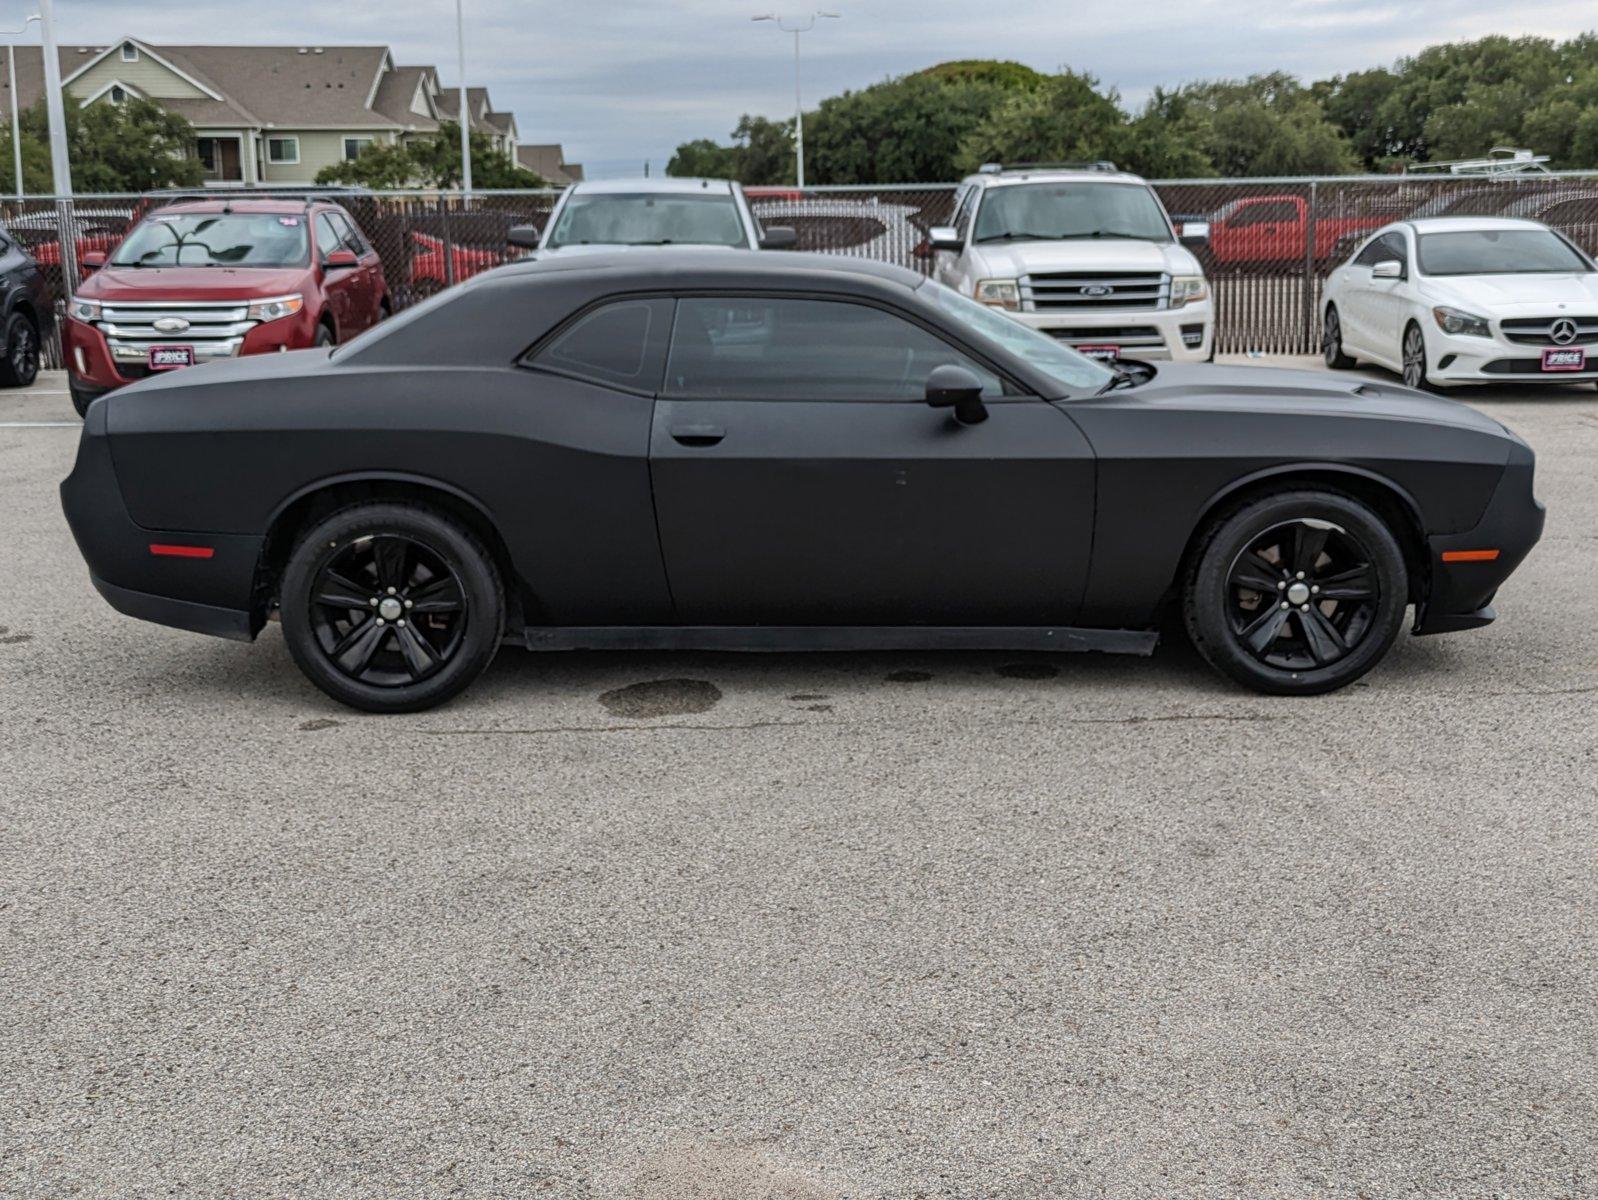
[978,161,1120,174]
[1405,147,1550,178]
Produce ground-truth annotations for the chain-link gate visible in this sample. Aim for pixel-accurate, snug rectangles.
[9,173,1598,367]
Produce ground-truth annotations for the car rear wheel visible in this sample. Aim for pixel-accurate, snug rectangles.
[1183,489,1408,695]
[315,323,335,349]
[0,311,40,388]
[1322,306,1355,369]
[279,502,504,713]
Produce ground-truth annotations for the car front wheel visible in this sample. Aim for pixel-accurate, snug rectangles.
[1401,321,1434,391]
[1323,306,1355,369]
[0,311,40,387]
[1183,489,1408,695]
[279,502,505,713]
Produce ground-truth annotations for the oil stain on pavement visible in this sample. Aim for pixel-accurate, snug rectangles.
[599,678,723,719]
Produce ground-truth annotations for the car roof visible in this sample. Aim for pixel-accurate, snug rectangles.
[1403,216,1552,233]
[963,169,1149,188]
[564,177,738,196]
[146,198,324,217]
[494,246,925,290]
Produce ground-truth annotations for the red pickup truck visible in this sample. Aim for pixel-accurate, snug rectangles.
[1206,194,1389,266]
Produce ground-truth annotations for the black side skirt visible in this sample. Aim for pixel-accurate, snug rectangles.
[520,626,1158,655]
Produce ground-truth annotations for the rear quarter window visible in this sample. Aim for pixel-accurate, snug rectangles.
[525,298,673,392]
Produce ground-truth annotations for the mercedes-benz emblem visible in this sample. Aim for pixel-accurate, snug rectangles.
[1550,317,1579,345]
[153,316,191,334]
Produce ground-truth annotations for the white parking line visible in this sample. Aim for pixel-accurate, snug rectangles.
[0,420,79,428]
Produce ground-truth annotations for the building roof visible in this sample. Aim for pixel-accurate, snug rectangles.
[517,144,584,186]
[371,64,441,132]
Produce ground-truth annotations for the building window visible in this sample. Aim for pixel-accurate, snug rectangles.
[343,137,374,162]
[108,86,127,105]
[120,42,138,62]
[267,136,300,165]
[196,139,217,171]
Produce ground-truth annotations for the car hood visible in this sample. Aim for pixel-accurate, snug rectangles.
[1421,272,1598,313]
[1116,362,1514,438]
[75,266,311,302]
[969,238,1202,278]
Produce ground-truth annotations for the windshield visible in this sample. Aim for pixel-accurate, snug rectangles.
[923,279,1116,394]
[546,193,746,248]
[1417,229,1591,276]
[111,212,311,268]
[974,182,1172,243]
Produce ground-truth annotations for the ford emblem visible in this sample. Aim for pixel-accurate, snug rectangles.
[153,316,190,334]
[1081,285,1113,297]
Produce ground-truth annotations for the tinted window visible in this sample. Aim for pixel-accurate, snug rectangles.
[546,193,746,248]
[1230,199,1299,228]
[665,297,1005,401]
[1417,228,1590,276]
[111,212,310,268]
[973,183,1171,243]
[923,281,1114,393]
[1353,233,1393,267]
[530,298,672,391]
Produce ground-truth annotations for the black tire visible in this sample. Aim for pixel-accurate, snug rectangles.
[0,311,41,388]
[1183,489,1408,696]
[1322,306,1355,369]
[1401,321,1437,391]
[279,502,504,713]
[315,323,335,349]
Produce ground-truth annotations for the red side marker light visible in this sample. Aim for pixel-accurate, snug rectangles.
[149,543,214,559]
[1441,549,1500,563]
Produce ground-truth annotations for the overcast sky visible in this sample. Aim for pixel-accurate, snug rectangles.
[32,0,1596,176]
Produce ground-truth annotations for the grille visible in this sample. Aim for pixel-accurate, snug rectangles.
[93,300,259,368]
[1483,357,1596,374]
[1499,316,1598,346]
[1042,325,1165,350]
[1021,272,1169,312]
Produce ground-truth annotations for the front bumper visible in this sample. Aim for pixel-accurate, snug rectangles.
[63,307,317,395]
[1413,438,1545,635]
[1001,300,1213,361]
[1426,325,1598,385]
[60,401,265,641]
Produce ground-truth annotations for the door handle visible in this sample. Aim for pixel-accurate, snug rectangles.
[670,423,725,447]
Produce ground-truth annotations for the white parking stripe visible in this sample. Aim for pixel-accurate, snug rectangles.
[0,420,79,428]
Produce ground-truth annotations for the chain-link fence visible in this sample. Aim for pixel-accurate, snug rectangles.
[10,173,1598,367]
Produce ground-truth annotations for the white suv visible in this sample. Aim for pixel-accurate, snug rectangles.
[928,163,1213,362]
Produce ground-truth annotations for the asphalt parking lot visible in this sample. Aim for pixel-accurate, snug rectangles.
[2,362,1595,1199]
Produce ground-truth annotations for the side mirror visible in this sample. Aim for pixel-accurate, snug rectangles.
[507,225,542,250]
[1371,259,1403,280]
[928,225,963,252]
[80,250,106,270]
[925,363,987,425]
[758,226,798,250]
[324,248,358,270]
[1179,221,1209,248]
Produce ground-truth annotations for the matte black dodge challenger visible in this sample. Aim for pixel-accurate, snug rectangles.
[62,250,1544,712]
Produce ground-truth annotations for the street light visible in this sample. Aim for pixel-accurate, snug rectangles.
[36,0,73,282]
[1,14,40,201]
[455,0,472,201]
[752,10,839,189]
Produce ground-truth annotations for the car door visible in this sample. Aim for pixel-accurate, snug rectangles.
[648,294,1097,626]
[1365,229,1415,364]
[936,184,979,291]
[331,210,382,329]
[314,212,355,336]
[1336,232,1394,358]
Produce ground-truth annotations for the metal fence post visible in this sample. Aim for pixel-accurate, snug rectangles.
[1301,180,1317,355]
[439,194,456,288]
[56,194,77,295]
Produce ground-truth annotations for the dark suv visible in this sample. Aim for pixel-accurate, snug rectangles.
[65,198,389,415]
[0,221,52,389]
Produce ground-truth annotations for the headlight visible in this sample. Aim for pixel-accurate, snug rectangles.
[68,296,101,323]
[247,294,305,323]
[1170,275,1209,308]
[974,279,1019,311]
[1432,306,1490,338]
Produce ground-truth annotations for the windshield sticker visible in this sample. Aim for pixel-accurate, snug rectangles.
[278,216,301,227]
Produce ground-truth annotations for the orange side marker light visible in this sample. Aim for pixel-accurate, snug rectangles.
[1441,549,1500,563]
[149,544,215,559]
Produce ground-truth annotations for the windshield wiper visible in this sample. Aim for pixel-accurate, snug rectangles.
[1054,230,1152,240]
[974,231,1056,243]
[1095,366,1138,395]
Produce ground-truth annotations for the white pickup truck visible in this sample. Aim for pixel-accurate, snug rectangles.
[928,162,1214,362]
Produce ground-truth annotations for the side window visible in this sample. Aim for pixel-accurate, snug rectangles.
[1353,234,1390,267]
[330,211,370,256]
[527,298,672,392]
[1232,199,1299,228]
[952,186,978,237]
[1380,232,1409,272]
[314,214,344,260]
[664,297,1005,401]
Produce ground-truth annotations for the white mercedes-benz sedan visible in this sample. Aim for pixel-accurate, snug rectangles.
[1321,216,1598,389]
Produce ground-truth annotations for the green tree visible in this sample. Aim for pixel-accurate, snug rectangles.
[956,70,1127,174]
[1312,68,1402,168]
[12,95,203,192]
[1179,73,1357,175]
[729,114,795,185]
[666,138,738,179]
[1120,88,1214,177]
[317,122,545,188]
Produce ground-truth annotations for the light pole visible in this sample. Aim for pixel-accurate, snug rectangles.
[752,10,838,189]
[36,0,73,283]
[455,0,472,201]
[1,14,40,201]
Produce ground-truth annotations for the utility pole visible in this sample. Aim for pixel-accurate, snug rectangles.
[455,0,472,203]
[752,11,839,189]
[37,0,74,282]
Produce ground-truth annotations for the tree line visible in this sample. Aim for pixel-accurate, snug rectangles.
[667,34,1598,183]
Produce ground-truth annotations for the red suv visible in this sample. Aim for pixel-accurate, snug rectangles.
[65,198,390,415]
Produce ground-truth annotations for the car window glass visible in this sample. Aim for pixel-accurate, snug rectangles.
[1231,199,1298,228]
[953,186,978,236]
[665,297,1006,401]
[330,211,369,256]
[1417,228,1591,276]
[528,298,672,391]
[1353,235,1390,267]
[315,214,344,259]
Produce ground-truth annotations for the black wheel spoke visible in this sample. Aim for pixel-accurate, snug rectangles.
[1232,556,1282,595]
[1292,524,1330,575]
[1316,564,1376,601]
[314,568,371,611]
[1299,607,1347,665]
[373,537,409,591]
[394,623,442,679]
[408,575,464,614]
[1241,604,1290,655]
[332,617,387,675]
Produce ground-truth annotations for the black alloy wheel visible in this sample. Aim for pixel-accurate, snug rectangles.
[0,311,40,387]
[1184,489,1408,695]
[280,503,504,712]
[1323,306,1354,369]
